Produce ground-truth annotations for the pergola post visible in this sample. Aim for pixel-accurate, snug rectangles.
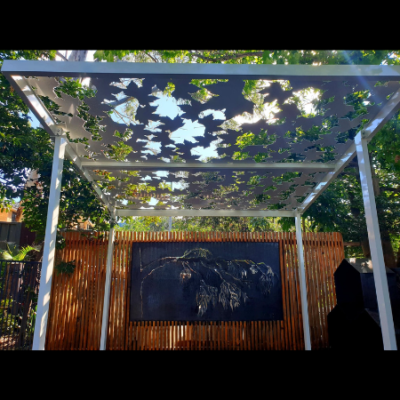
[32,136,66,350]
[295,212,312,350]
[355,134,397,350]
[100,210,116,350]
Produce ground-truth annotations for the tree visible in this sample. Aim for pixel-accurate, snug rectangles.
[117,216,170,232]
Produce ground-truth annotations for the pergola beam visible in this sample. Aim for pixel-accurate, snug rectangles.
[115,209,295,217]
[4,61,400,80]
[81,161,335,172]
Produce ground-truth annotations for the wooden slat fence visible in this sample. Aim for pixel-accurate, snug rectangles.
[45,231,344,350]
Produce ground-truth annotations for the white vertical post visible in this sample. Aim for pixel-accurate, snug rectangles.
[100,210,116,350]
[32,136,66,350]
[355,133,397,350]
[295,213,312,350]
[168,216,172,239]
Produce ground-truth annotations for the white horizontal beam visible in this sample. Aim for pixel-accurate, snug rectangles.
[299,87,400,214]
[81,161,335,171]
[4,61,400,80]
[116,209,294,217]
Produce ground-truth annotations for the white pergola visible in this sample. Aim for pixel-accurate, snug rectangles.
[2,60,400,350]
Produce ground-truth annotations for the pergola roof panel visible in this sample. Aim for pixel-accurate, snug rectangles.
[4,61,400,214]
[22,74,400,165]
[89,167,328,211]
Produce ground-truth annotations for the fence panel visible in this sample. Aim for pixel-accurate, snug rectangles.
[0,260,41,350]
[45,231,344,350]
[45,232,108,350]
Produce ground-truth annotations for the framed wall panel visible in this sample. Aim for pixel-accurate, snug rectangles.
[130,241,283,321]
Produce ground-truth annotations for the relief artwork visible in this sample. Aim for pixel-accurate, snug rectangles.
[130,242,283,321]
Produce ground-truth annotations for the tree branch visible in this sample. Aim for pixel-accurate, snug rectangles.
[106,96,135,108]
[381,187,400,193]
[190,51,264,62]
[56,51,68,62]
[145,52,158,63]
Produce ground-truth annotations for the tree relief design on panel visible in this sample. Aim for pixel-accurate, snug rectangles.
[138,247,276,318]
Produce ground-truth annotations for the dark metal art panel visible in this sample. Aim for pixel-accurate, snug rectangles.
[0,261,42,350]
[130,242,283,321]
[21,74,400,211]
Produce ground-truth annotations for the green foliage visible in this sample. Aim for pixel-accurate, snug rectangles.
[125,183,156,196]
[163,82,175,97]
[117,216,170,232]
[0,244,40,261]
[93,50,400,67]
[55,260,76,275]
[114,128,133,141]
[158,181,172,191]
[66,131,89,146]
[0,298,18,332]
[22,159,114,243]
[102,129,134,161]
[54,77,104,142]
[93,170,116,181]
[54,77,96,100]
[38,95,73,123]
[191,79,228,88]
[103,140,133,161]
[171,216,285,233]
[190,88,217,104]
[236,130,277,150]
[76,102,105,142]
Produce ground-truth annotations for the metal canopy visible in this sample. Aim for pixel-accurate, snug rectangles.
[3,61,400,217]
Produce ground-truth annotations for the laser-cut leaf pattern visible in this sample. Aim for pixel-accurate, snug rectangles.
[25,75,400,211]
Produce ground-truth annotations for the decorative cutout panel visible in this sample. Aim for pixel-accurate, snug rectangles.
[23,73,400,211]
